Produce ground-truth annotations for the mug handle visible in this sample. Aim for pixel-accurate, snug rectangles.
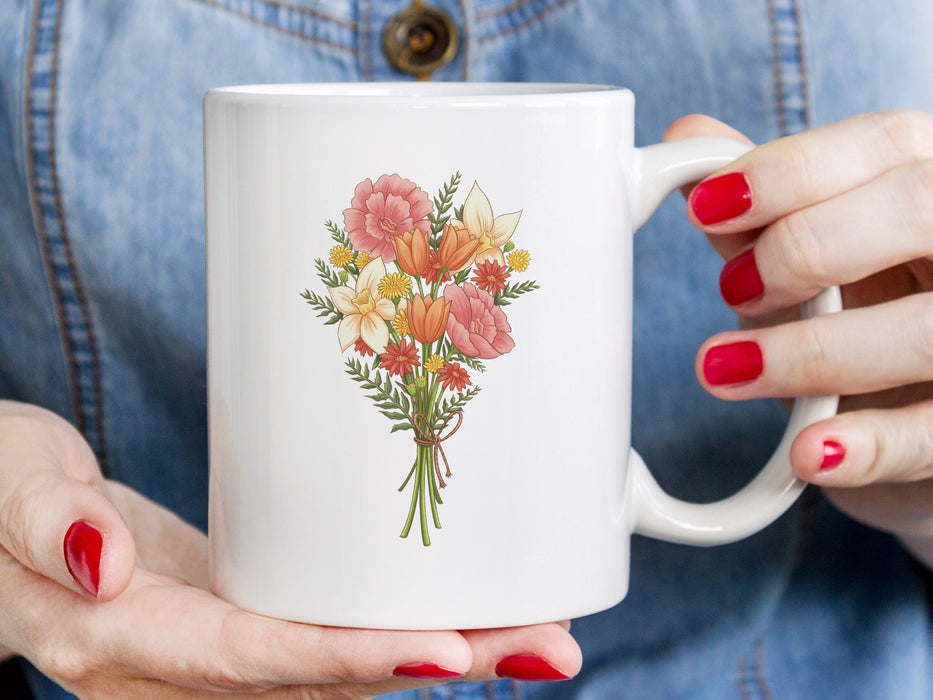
[628,137,843,545]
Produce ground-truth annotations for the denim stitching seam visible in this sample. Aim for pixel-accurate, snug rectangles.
[753,638,775,700]
[767,0,812,136]
[24,0,110,470]
[457,0,472,81]
[474,0,578,45]
[198,0,357,29]
[187,0,356,53]
[359,0,374,82]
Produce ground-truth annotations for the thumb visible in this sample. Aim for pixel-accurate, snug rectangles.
[0,401,135,601]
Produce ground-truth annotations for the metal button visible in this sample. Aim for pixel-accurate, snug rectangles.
[383,1,459,80]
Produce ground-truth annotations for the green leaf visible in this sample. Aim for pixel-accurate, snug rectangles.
[439,386,482,421]
[452,353,486,374]
[380,411,409,421]
[453,268,470,284]
[496,279,540,306]
[345,359,414,428]
[315,258,342,288]
[430,171,462,236]
[300,288,343,325]
[391,422,414,434]
[326,220,352,248]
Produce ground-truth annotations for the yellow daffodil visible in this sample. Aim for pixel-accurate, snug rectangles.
[455,182,522,267]
[328,258,395,353]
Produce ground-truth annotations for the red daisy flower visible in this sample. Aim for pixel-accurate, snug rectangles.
[354,337,375,357]
[380,339,421,377]
[423,249,451,286]
[437,361,471,392]
[471,260,510,295]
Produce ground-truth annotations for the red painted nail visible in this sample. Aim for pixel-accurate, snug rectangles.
[703,341,763,386]
[64,520,102,597]
[393,663,463,679]
[690,172,752,225]
[820,441,846,471]
[495,654,571,682]
[720,249,764,306]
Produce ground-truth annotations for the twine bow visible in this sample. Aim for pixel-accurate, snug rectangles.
[412,411,463,488]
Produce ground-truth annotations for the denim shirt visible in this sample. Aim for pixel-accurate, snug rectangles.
[1,1,932,698]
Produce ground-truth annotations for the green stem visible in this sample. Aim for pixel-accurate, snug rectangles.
[398,459,417,493]
[419,447,431,546]
[400,454,420,540]
[425,450,442,529]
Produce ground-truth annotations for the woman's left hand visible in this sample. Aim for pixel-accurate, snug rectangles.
[666,111,933,568]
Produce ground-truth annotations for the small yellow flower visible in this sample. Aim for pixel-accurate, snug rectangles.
[355,251,373,267]
[329,245,354,268]
[377,272,412,300]
[424,354,445,373]
[392,308,410,336]
[507,249,531,272]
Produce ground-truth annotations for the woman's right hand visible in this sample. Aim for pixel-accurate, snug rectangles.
[0,400,581,698]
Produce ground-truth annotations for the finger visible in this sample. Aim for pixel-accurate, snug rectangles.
[687,110,933,233]
[791,400,933,487]
[0,402,135,600]
[88,675,425,700]
[662,114,760,260]
[460,622,581,682]
[100,572,472,689]
[718,159,933,313]
[787,402,933,556]
[663,113,752,144]
[696,292,933,400]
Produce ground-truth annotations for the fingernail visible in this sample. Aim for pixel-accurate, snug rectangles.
[703,341,763,386]
[820,441,846,471]
[64,520,102,597]
[690,172,752,225]
[393,663,463,679]
[495,654,571,682]
[720,249,764,306]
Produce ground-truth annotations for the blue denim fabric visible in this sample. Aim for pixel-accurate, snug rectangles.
[1,1,932,698]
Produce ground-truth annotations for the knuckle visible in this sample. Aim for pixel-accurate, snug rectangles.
[770,208,828,284]
[795,321,836,389]
[875,109,933,162]
[786,142,825,197]
[918,406,933,477]
[204,613,264,691]
[32,638,94,686]
[0,472,59,572]
[894,158,933,237]
[911,297,933,365]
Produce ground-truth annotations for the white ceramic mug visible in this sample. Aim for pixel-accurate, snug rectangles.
[204,83,841,630]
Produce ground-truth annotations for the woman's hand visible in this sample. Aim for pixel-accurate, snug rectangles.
[0,400,581,698]
[666,111,933,568]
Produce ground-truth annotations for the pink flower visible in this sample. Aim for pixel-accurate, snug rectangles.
[443,283,515,359]
[343,174,433,263]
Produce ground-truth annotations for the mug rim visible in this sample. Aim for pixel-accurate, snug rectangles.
[204,82,629,104]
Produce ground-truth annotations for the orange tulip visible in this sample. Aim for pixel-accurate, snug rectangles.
[391,229,430,277]
[408,293,451,344]
[437,222,480,272]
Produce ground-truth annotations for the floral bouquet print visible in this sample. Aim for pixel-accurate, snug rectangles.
[302,173,538,545]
